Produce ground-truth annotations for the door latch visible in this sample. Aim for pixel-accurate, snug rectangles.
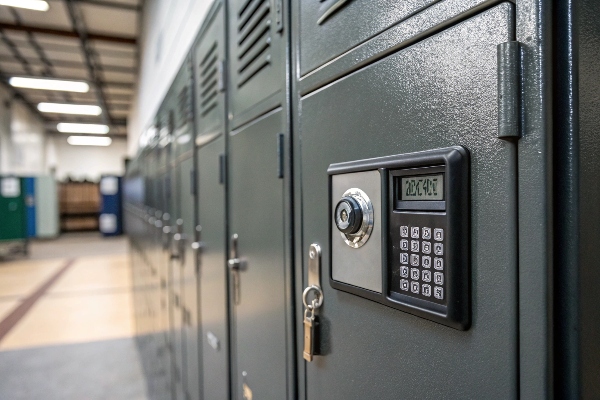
[228,234,244,304]
[191,241,204,274]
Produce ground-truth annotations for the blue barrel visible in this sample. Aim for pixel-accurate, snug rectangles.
[99,176,123,236]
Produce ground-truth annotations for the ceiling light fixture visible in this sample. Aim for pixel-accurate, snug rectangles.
[57,123,109,134]
[0,0,49,11]
[9,77,89,93]
[67,136,112,147]
[38,103,102,116]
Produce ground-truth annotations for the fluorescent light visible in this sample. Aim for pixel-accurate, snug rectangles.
[9,77,89,93]
[0,0,49,11]
[38,103,102,116]
[67,136,112,146]
[57,123,109,134]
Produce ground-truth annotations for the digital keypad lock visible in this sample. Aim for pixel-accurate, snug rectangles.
[329,146,470,330]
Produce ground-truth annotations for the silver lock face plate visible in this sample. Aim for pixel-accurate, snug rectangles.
[331,170,382,293]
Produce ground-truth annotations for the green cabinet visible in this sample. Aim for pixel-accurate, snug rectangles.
[0,177,26,241]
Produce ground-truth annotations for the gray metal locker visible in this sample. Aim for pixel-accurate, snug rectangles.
[155,119,173,400]
[167,57,201,400]
[290,0,600,397]
[193,1,230,399]
[227,109,292,400]
[296,4,518,399]
[227,0,287,127]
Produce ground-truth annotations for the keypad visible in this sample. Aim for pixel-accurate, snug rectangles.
[393,224,445,304]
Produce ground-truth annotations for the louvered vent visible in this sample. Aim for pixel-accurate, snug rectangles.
[177,85,193,126]
[237,0,272,88]
[199,42,219,117]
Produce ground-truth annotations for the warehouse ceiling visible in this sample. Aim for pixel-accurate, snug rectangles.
[0,0,141,137]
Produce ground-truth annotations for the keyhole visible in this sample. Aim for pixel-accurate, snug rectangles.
[340,209,348,222]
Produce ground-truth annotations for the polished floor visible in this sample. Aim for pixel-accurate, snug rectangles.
[0,233,148,400]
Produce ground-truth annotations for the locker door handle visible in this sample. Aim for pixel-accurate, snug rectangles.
[227,258,241,270]
[229,234,243,304]
[192,242,204,274]
[162,226,172,250]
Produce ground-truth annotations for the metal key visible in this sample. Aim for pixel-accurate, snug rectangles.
[303,300,320,361]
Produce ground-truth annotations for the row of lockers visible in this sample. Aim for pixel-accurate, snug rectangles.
[124,0,599,399]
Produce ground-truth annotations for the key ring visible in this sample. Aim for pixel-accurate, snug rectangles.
[302,285,323,310]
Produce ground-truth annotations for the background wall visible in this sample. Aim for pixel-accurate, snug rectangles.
[0,85,47,176]
[127,0,212,156]
[48,136,128,181]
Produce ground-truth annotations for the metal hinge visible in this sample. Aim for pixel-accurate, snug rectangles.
[497,41,521,139]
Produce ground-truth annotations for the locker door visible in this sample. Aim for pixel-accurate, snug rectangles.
[228,109,289,399]
[194,3,229,399]
[178,154,199,400]
[227,0,286,125]
[166,118,186,400]
[196,136,228,400]
[157,163,173,400]
[300,4,518,399]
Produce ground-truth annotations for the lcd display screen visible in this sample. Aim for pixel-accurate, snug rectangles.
[400,174,444,201]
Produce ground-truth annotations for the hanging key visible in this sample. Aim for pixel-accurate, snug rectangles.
[303,244,324,362]
[303,300,321,361]
[303,291,323,361]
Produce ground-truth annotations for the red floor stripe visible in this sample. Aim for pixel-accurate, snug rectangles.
[0,258,76,343]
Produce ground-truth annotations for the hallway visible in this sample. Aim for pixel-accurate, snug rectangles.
[0,234,148,400]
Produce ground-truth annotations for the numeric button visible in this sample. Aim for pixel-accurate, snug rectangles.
[410,254,419,266]
[434,257,443,270]
[411,227,420,238]
[422,241,431,254]
[400,279,409,291]
[422,227,431,240]
[434,243,444,256]
[400,253,409,264]
[422,284,432,297]
[434,272,444,285]
[411,281,420,294]
[410,240,419,253]
[434,228,444,241]
[400,239,409,251]
[410,268,420,280]
[400,226,409,237]
[422,270,431,282]
[434,286,444,300]
[422,256,431,268]
[400,266,409,278]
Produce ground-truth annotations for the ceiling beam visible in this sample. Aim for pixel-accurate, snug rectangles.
[0,23,136,45]
[64,0,113,126]
[57,0,141,11]
[0,57,136,74]
[45,118,127,128]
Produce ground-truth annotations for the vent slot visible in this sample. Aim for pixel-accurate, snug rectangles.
[237,0,271,88]
[199,41,219,117]
[177,85,192,127]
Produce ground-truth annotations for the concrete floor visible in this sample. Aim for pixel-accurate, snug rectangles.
[0,233,148,400]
